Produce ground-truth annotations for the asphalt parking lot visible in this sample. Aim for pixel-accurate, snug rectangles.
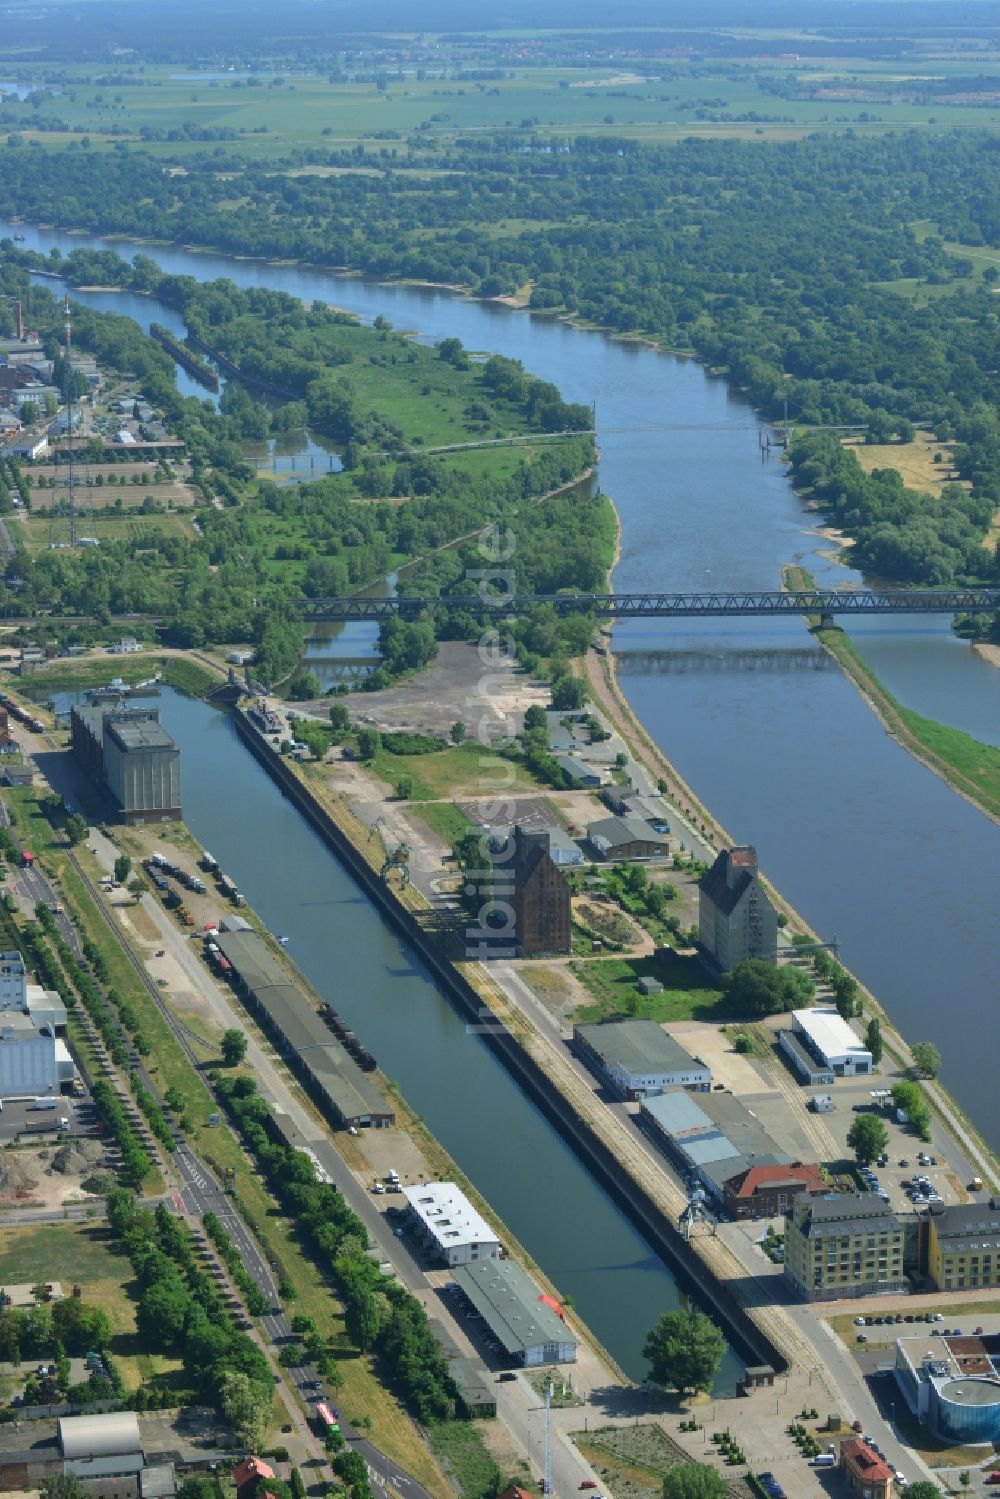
[0,1096,88,1143]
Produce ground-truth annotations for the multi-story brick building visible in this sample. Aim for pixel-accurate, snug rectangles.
[501,825,571,957]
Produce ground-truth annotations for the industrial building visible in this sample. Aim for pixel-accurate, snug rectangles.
[70,703,181,824]
[780,1007,873,1080]
[215,929,393,1130]
[554,754,604,787]
[428,1319,496,1418]
[895,1331,1000,1445]
[401,1181,500,1266]
[537,826,584,867]
[698,846,778,971]
[0,1410,189,1496]
[640,1086,792,1208]
[925,1199,1000,1291]
[452,1258,577,1366]
[0,1013,59,1099]
[498,826,571,957]
[721,1161,827,1221]
[573,1020,710,1098]
[783,1192,906,1302]
[0,947,70,1101]
[586,816,669,861]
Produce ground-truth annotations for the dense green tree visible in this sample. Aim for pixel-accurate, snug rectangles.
[219,1369,272,1449]
[662,1466,728,1499]
[911,1041,941,1078]
[550,675,588,711]
[356,727,381,763]
[865,1017,883,1066]
[113,854,131,884]
[64,812,87,846]
[643,1308,725,1395]
[220,1028,248,1067]
[721,959,814,1016]
[847,1113,889,1166]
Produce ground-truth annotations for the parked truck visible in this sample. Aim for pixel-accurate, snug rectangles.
[31,1097,57,1111]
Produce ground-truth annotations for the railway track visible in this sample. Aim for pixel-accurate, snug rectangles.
[475,967,830,1384]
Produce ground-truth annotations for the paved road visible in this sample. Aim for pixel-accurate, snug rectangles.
[173,1144,430,1498]
[0,773,432,1499]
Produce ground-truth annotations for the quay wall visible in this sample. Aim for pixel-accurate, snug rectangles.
[231,706,787,1376]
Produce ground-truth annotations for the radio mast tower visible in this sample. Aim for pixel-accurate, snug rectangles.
[543,1380,553,1497]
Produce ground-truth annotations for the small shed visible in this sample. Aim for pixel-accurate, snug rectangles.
[740,1364,776,1394]
[637,975,663,996]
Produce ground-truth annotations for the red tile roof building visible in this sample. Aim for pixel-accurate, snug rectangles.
[840,1437,894,1498]
[723,1161,826,1220]
[233,1458,277,1499]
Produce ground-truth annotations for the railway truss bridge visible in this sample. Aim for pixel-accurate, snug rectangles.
[299,587,1000,626]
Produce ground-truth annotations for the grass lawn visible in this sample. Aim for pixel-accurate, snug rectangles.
[428,1419,509,1499]
[409,800,472,848]
[14,511,196,552]
[895,705,1000,821]
[372,742,546,801]
[570,950,725,1024]
[0,1222,181,1393]
[843,432,961,497]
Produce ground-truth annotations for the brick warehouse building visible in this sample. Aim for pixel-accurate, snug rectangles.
[496,825,571,957]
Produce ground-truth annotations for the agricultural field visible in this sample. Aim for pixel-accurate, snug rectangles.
[12,509,197,551]
[4,49,1000,161]
[842,432,966,498]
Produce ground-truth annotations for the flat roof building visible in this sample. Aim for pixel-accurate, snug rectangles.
[497,825,571,958]
[926,1199,1000,1292]
[70,703,180,824]
[573,1020,710,1098]
[401,1181,500,1267]
[895,1331,1000,1445]
[640,1087,790,1208]
[0,1011,58,1099]
[216,929,392,1130]
[786,1007,872,1078]
[452,1258,577,1366]
[784,1192,905,1302]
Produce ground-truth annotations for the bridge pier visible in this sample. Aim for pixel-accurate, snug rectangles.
[818,610,838,631]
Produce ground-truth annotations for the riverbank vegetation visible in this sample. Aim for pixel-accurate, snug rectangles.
[0,263,596,681]
[784,566,1000,824]
[2,126,1000,599]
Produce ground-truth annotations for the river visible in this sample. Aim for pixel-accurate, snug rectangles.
[14,218,1000,1354]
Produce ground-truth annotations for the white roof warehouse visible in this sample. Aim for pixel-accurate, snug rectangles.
[788,1006,873,1077]
[401,1181,500,1266]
